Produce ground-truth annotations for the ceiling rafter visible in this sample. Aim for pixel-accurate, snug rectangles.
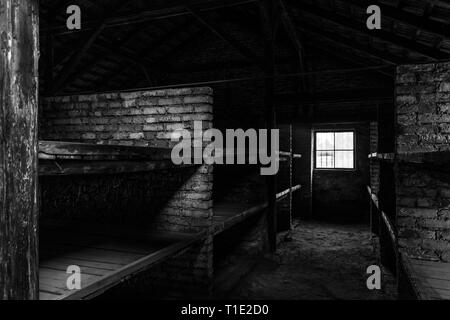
[332,0,450,41]
[297,21,402,65]
[92,22,203,91]
[293,1,449,61]
[187,6,265,69]
[52,1,133,94]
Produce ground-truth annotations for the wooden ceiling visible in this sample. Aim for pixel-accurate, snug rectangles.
[39,0,450,95]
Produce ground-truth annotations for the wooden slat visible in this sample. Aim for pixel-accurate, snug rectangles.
[40,257,125,272]
[39,226,206,300]
[41,244,146,265]
[55,231,206,300]
[38,159,195,176]
[213,185,302,235]
[402,255,450,300]
[39,292,62,300]
[39,141,172,161]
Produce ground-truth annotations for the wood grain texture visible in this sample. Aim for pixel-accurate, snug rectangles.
[0,0,39,300]
[38,226,205,300]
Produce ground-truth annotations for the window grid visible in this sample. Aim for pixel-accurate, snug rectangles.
[315,131,354,169]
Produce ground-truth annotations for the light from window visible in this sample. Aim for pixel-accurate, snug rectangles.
[315,131,354,169]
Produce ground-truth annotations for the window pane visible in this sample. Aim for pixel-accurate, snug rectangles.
[335,132,353,150]
[335,151,354,168]
[316,132,334,150]
[316,151,334,168]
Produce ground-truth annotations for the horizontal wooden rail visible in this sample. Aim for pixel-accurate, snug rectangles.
[276,184,301,201]
[60,230,207,300]
[278,151,302,158]
[368,152,395,161]
[367,186,396,244]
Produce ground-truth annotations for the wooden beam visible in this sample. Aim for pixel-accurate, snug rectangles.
[278,0,307,91]
[52,1,132,93]
[97,24,203,92]
[297,22,402,65]
[335,0,450,41]
[58,22,154,90]
[187,6,265,69]
[42,0,257,35]
[0,0,39,300]
[295,1,449,60]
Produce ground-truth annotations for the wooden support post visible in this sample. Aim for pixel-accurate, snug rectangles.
[0,0,39,300]
[289,124,293,231]
[260,0,277,252]
[370,196,379,235]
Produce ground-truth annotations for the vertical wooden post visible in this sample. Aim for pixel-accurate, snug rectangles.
[289,124,293,231]
[260,0,277,252]
[0,0,39,300]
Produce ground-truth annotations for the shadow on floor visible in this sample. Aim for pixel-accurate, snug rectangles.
[227,220,397,300]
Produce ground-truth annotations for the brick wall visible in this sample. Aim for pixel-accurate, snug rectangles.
[396,62,450,262]
[396,62,450,153]
[39,87,214,296]
[397,166,450,262]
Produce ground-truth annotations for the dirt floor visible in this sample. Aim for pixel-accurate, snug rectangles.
[228,221,398,300]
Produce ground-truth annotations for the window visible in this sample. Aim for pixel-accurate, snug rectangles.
[315,131,354,169]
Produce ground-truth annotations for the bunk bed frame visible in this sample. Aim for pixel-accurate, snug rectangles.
[37,140,302,300]
[369,152,450,300]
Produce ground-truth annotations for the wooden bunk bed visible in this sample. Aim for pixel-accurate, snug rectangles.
[37,141,303,299]
[39,221,205,300]
[38,140,187,176]
[38,140,205,300]
[369,153,450,300]
[213,184,301,236]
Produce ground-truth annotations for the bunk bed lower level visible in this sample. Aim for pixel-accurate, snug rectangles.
[39,221,205,300]
[213,184,301,236]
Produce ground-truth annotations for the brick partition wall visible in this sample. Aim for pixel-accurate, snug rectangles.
[396,62,450,262]
[396,62,450,153]
[39,87,215,296]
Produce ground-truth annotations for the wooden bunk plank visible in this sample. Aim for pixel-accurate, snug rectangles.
[39,141,172,161]
[54,231,206,300]
[40,219,196,244]
[41,244,146,265]
[38,223,206,300]
[39,292,62,300]
[41,230,163,255]
[402,255,450,300]
[38,160,193,176]
[40,257,125,272]
[213,185,302,235]
[41,262,113,277]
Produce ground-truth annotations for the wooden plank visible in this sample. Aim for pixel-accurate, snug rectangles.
[40,219,196,244]
[187,6,264,69]
[402,255,450,300]
[40,244,146,265]
[39,292,62,300]
[39,141,172,161]
[0,0,39,300]
[40,268,104,282]
[38,160,192,176]
[56,231,206,300]
[40,257,125,272]
[41,262,112,277]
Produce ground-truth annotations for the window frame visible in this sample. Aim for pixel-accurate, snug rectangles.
[313,129,356,171]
